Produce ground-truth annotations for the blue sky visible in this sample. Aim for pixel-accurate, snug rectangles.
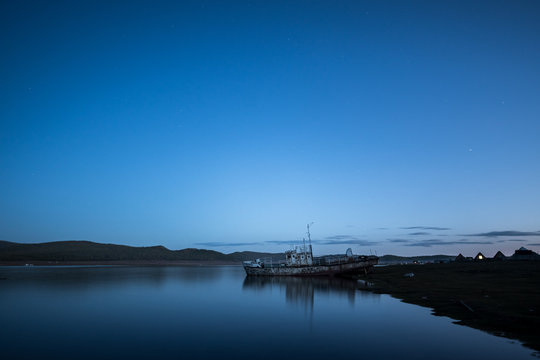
[1,0,540,256]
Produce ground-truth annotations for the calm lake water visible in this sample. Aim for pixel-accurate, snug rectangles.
[0,266,535,359]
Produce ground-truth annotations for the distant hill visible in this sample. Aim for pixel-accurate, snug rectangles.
[379,254,456,264]
[0,240,458,264]
[0,240,16,249]
[0,240,284,263]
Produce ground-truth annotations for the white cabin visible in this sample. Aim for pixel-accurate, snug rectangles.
[285,245,313,266]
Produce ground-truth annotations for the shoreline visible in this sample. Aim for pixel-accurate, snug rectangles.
[361,261,540,354]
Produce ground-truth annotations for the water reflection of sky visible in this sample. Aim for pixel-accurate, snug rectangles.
[0,266,535,359]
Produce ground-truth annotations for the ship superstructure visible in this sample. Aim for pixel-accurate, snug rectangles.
[284,223,314,266]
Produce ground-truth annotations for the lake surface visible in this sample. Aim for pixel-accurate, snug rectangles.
[0,266,535,359]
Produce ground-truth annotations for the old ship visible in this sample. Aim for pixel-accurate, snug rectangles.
[243,224,378,276]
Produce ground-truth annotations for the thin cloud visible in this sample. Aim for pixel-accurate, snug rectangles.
[319,235,378,246]
[387,239,410,243]
[195,241,260,247]
[467,231,540,237]
[401,226,450,231]
[404,239,493,247]
[318,239,379,246]
[325,235,359,241]
[266,237,379,246]
[409,232,430,236]
[265,240,304,245]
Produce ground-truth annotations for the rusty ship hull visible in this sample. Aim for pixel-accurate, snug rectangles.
[243,256,378,277]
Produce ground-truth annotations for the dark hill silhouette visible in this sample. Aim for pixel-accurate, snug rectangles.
[0,240,284,262]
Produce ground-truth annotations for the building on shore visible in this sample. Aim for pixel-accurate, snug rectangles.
[474,252,486,260]
[455,254,466,262]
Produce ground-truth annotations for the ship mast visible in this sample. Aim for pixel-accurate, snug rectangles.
[307,222,314,258]
[302,237,307,265]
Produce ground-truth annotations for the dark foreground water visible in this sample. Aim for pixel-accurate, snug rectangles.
[0,266,535,359]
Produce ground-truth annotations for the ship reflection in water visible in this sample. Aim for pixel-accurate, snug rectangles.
[243,275,380,315]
